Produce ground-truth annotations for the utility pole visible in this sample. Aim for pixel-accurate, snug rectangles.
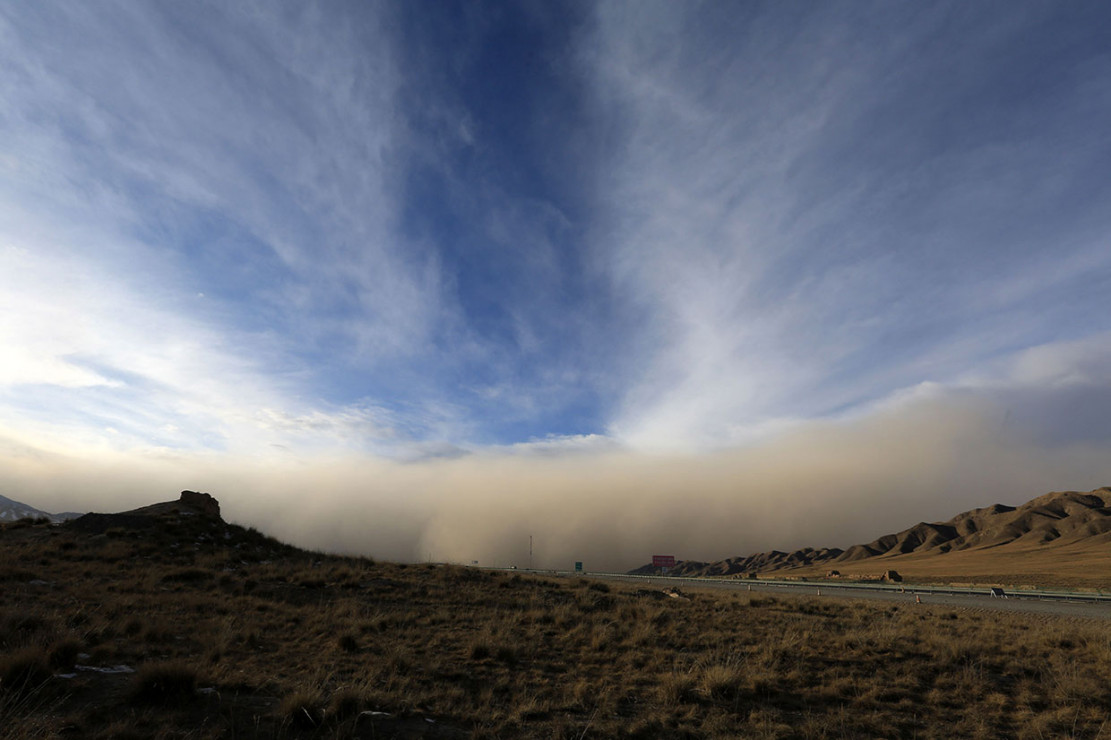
[529,535,533,570]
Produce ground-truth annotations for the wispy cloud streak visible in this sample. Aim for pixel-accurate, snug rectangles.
[0,2,456,456]
[581,1,1111,448]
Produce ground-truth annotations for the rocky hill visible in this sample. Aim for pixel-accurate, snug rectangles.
[0,493,84,523]
[47,490,301,565]
[632,487,1111,578]
[630,546,846,577]
[68,490,223,534]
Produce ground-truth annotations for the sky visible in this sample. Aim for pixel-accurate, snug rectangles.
[2,1,1111,570]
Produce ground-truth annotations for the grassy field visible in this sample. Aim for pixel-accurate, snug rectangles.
[2,512,1111,739]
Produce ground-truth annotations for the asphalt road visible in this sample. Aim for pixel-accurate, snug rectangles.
[550,571,1111,620]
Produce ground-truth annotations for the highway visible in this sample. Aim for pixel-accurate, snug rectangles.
[502,569,1111,620]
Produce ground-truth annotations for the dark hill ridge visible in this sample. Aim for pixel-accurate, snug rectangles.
[63,490,300,563]
[632,487,1111,577]
[70,490,222,534]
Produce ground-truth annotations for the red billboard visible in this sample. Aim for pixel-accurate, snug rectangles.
[652,555,676,568]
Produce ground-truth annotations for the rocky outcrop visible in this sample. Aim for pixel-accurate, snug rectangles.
[179,491,221,517]
[73,490,224,527]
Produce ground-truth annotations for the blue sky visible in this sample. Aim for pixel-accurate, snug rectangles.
[2,2,1111,565]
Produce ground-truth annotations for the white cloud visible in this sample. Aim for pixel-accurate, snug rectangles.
[2,1,1110,476]
[0,3,468,459]
[0,223,437,461]
[0,1,445,361]
[577,3,1111,450]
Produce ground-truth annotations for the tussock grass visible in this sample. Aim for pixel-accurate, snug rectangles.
[279,689,325,729]
[697,658,746,702]
[129,661,198,705]
[657,671,697,705]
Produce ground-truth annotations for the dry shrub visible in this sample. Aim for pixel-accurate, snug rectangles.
[657,672,698,706]
[510,693,551,723]
[280,689,325,729]
[576,592,615,613]
[160,567,212,584]
[5,613,56,645]
[699,662,745,702]
[380,645,411,676]
[0,568,39,583]
[0,648,51,695]
[92,723,146,740]
[337,632,359,653]
[329,686,364,720]
[46,638,81,670]
[122,617,144,637]
[470,641,492,660]
[494,645,518,665]
[129,662,197,705]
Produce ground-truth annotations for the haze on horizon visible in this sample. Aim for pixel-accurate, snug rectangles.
[3,2,1111,571]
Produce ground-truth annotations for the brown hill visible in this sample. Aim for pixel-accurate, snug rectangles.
[632,487,1111,588]
[843,488,1111,558]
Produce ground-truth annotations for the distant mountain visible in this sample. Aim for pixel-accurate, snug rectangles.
[0,494,84,523]
[631,487,1111,578]
[630,546,847,577]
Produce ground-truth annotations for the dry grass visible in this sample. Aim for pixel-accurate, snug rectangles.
[783,540,1111,590]
[3,514,1111,738]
